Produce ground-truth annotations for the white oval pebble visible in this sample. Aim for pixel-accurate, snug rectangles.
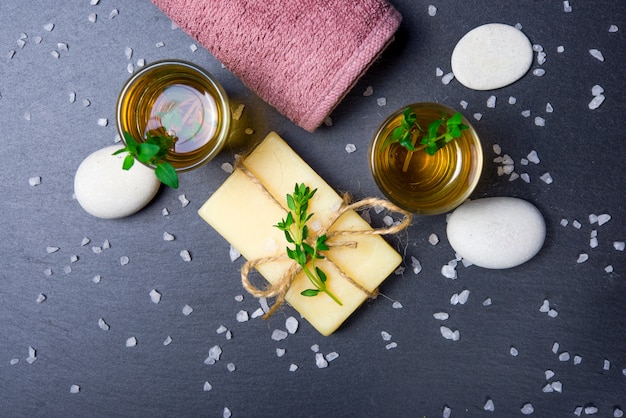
[74,145,160,219]
[446,197,546,269]
[451,23,533,90]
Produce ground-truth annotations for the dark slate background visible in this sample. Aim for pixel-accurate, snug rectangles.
[1,1,624,417]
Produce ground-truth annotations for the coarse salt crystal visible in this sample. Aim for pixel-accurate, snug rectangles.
[411,256,422,275]
[441,264,457,279]
[552,341,560,353]
[163,336,172,345]
[443,406,452,418]
[205,346,222,364]
[29,176,41,186]
[229,245,241,262]
[493,144,502,154]
[433,312,449,320]
[510,346,519,356]
[535,116,546,127]
[315,353,328,368]
[576,253,589,263]
[120,255,130,265]
[178,194,189,207]
[533,68,545,77]
[605,265,614,273]
[326,352,339,362]
[589,49,604,61]
[545,369,555,379]
[539,172,553,184]
[226,363,236,372]
[363,86,374,96]
[521,403,534,415]
[589,94,605,110]
[345,143,357,153]
[521,110,531,118]
[271,329,288,341]
[591,85,604,96]
[457,289,470,304]
[440,326,460,341]
[182,305,193,316]
[484,399,495,411]
[70,384,80,394]
[44,23,54,31]
[377,97,386,106]
[460,100,468,109]
[276,348,286,357]
[236,310,249,322]
[92,275,101,283]
[428,5,437,16]
[572,220,582,229]
[311,344,320,352]
[381,331,392,341]
[289,364,298,372]
[223,407,232,418]
[429,233,439,245]
[473,113,482,121]
[392,301,403,309]
[436,67,444,77]
[486,95,496,108]
[163,232,175,241]
[88,13,97,23]
[563,0,572,12]
[560,219,569,227]
[597,214,611,226]
[126,337,137,347]
[548,309,558,318]
[180,250,192,262]
[603,359,611,370]
[155,41,164,48]
[149,289,161,303]
[574,355,582,365]
[559,352,570,361]
[385,342,398,350]
[482,298,492,306]
[286,316,299,334]
[203,381,212,391]
[585,406,599,415]
[614,241,625,251]
[441,72,455,85]
[36,293,46,303]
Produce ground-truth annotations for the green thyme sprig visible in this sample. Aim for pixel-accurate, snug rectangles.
[113,129,179,189]
[275,183,343,306]
[385,107,469,156]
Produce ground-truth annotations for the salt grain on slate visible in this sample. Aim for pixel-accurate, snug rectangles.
[521,403,534,415]
[385,342,398,350]
[315,353,329,368]
[10,359,19,365]
[98,318,110,331]
[251,308,264,318]
[236,310,249,322]
[178,194,189,207]
[88,13,97,23]
[392,301,403,309]
[377,97,386,106]
[615,408,624,418]
[589,95,605,110]
[535,116,546,127]
[428,233,439,245]
[29,176,41,186]
[36,293,46,303]
[70,385,80,394]
[615,241,625,251]
[289,364,298,372]
[126,337,137,347]
[182,305,193,315]
[411,256,422,274]
[120,256,129,265]
[484,398,495,411]
[441,72,454,85]
[428,5,437,16]
[603,359,611,370]
[589,49,604,62]
[229,245,241,262]
[92,275,101,283]
[44,23,54,31]
[180,250,191,261]
[552,342,560,353]
[381,331,392,341]
[441,263,457,279]
[482,297,492,306]
[271,329,288,341]
[545,369,555,380]
[285,316,299,334]
[443,406,452,418]
[345,143,357,153]
[486,95,496,108]
[203,381,212,392]
[473,113,482,121]
[539,172,553,184]
[205,346,222,364]
[149,289,161,303]
[563,1,572,12]
[226,363,236,372]
[223,407,232,418]
[81,237,90,246]
[559,352,570,361]
[311,344,320,353]
[576,253,589,263]
[574,355,582,365]
[460,100,468,109]
[585,406,599,415]
[440,326,460,341]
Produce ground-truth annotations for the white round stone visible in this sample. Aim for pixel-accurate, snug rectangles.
[446,197,545,269]
[451,23,533,90]
[74,145,160,219]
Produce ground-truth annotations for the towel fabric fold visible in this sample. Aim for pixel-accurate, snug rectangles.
[151,0,402,132]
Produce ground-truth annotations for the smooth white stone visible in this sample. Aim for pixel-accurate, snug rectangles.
[446,197,545,269]
[451,23,533,90]
[74,145,160,219]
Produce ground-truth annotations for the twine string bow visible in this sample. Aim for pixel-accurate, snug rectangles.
[236,160,411,318]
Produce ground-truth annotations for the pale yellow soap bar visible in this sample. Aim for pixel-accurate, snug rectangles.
[198,132,402,336]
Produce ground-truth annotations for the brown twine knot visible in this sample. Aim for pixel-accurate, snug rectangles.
[236,160,412,319]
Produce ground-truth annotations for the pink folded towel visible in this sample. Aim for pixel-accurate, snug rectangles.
[151,0,402,132]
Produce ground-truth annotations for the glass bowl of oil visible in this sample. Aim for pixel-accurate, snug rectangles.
[369,102,483,215]
[116,59,231,172]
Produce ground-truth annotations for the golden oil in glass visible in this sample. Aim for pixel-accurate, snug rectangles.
[116,60,231,172]
[369,103,483,215]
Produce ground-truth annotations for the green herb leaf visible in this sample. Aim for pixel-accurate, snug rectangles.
[155,162,178,189]
[122,154,135,170]
[301,289,320,297]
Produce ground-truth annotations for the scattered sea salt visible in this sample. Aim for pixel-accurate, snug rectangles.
[29,176,41,186]
[180,250,192,262]
[385,342,398,350]
[392,301,403,309]
[411,256,422,275]
[182,305,193,316]
[460,100,468,109]
[493,144,502,154]
[597,214,611,226]
[559,352,570,361]
[433,312,449,320]
[163,336,172,346]
[473,113,483,121]
[345,143,357,153]
[428,233,439,245]
[545,370,555,380]
[484,399,495,411]
[326,352,339,362]
[203,381,212,392]
[605,265,614,273]
[440,326,460,341]
[44,23,55,31]
[70,384,80,394]
[205,346,222,364]
[510,346,519,356]
[236,310,249,322]
[126,337,137,347]
[486,95,496,108]
[540,299,550,312]
[563,0,572,12]
[178,194,189,207]
[163,232,175,241]
[289,364,298,372]
[439,71,456,86]
[614,407,624,418]
[441,263,457,279]
[557,45,565,53]
[428,5,437,16]
[226,363,236,372]
[271,329,288,341]
[88,13,97,23]
[614,241,625,251]
[552,342,560,353]
[315,353,328,368]
[276,348,286,357]
[548,309,558,318]
[534,116,546,127]
[92,275,101,283]
[482,298,492,306]
[155,41,165,48]
[311,344,320,353]
[45,246,59,254]
[120,255,130,265]
[149,289,161,304]
[43,268,53,276]
[221,162,234,173]
[381,331,392,341]
[521,110,531,118]
[190,44,198,52]
[363,86,373,96]
[223,407,232,418]
[443,406,452,418]
[436,67,444,77]
[572,220,582,229]
[576,253,589,263]
[377,97,387,106]
[585,406,599,415]
[508,96,517,105]
[589,49,604,62]
[521,403,534,415]
[589,94,605,110]
[539,172,553,184]
[533,68,545,77]
[609,25,619,33]
[36,293,46,303]
[229,245,240,262]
